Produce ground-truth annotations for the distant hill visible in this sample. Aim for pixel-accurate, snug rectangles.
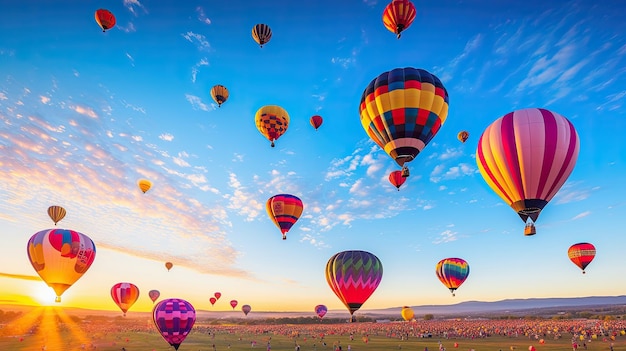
[2,295,625,320]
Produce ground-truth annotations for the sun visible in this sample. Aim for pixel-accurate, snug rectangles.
[33,283,59,306]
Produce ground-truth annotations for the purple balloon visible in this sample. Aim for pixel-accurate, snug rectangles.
[152,298,196,350]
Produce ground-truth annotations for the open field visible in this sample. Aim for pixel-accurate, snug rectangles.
[1,309,625,351]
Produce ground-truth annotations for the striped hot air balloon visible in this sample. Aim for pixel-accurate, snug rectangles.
[111,282,140,316]
[476,108,580,236]
[568,242,596,274]
[325,250,383,322]
[359,68,449,178]
[266,194,304,240]
[252,23,272,48]
[47,205,67,225]
[435,258,469,296]
[382,0,417,39]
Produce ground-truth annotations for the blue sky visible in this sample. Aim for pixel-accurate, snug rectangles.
[0,0,625,315]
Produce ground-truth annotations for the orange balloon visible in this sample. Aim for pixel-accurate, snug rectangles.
[165,262,173,271]
[111,282,140,316]
[95,9,116,32]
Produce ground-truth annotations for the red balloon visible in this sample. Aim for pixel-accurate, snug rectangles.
[568,242,596,274]
[382,0,417,39]
[310,115,323,130]
[214,291,221,300]
[230,299,238,309]
[209,297,217,306]
[388,170,406,191]
[95,9,116,32]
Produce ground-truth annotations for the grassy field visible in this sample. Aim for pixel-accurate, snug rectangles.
[1,326,623,351]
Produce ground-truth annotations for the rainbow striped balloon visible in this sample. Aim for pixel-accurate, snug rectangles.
[568,242,596,274]
[325,250,383,321]
[435,258,469,296]
[266,194,304,240]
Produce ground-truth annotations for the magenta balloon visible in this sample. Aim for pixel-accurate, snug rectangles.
[152,298,196,350]
[315,304,328,319]
[242,304,251,316]
[148,289,160,303]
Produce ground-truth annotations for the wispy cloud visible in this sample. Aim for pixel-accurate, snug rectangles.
[124,0,147,16]
[71,105,98,119]
[191,57,209,83]
[0,272,42,281]
[196,6,211,25]
[185,94,212,111]
[572,211,591,220]
[430,163,475,183]
[432,229,458,244]
[159,133,174,141]
[182,32,211,52]
[223,172,264,221]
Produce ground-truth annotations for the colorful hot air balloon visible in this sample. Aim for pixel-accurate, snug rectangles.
[388,170,406,191]
[382,0,417,39]
[476,108,580,236]
[165,261,173,271]
[252,23,272,47]
[359,68,449,178]
[95,9,116,32]
[27,229,96,302]
[47,205,66,225]
[315,304,328,319]
[255,105,290,147]
[325,250,383,322]
[111,282,140,316]
[310,115,323,131]
[435,258,470,296]
[153,298,196,351]
[230,299,238,309]
[214,292,221,300]
[242,304,251,316]
[211,85,229,108]
[138,179,152,194]
[149,289,160,303]
[266,194,304,240]
[568,242,596,274]
[457,130,469,143]
[401,306,414,321]
[209,297,217,306]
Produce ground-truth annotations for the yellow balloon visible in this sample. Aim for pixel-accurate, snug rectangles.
[400,306,414,321]
[255,105,289,147]
[27,229,96,302]
[47,205,67,225]
[210,85,229,107]
[138,179,152,194]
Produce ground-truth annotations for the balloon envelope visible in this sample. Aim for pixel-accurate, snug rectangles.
[242,304,251,316]
[214,292,221,300]
[149,289,160,303]
[457,130,469,143]
[435,258,470,296]
[138,179,152,194]
[314,304,328,319]
[95,9,116,32]
[359,68,449,177]
[476,108,579,234]
[401,306,414,321]
[388,170,406,191]
[252,24,272,47]
[382,0,417,39]
[255,105,289,147]
[209,297,217,306]
[568,242,596,273]
[266,194,304,240]
[165,261,173,271]
[325,250,383,319]
[310,115,323,130]
[153,298,196,350]
[230,299,238,309]
[27,228,96,302]
[210,85,229,107]
[111,282,140,316]
[47,205,67,225]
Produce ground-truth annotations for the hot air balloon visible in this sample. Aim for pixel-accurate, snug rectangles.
[310,115,323,131]
[457,130,469,143]
[149,289,160,303]
[47,205,66,225]
[230,299,238,309]
[214,292,221,300]
[211,85,229,108]
[435,258,470,296]
[255,105,290,147]
[568,242,596,274]
[95,9,116,32]
[153,298,196,351]
[266,194,304,240]
[476,108,580,236]
[359,68,449,178]
[26,228,96,302]
[165,262,173,271]
[138,179,152,194]
[209,297,217,306]
[382,0,417,39]
[242,304,251,316]
[325,250,383,322]
[315,304,328,320]
[252,23,272,47]
[401,306,414,321]
[388,170,406,191]
[111,282,140,316]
